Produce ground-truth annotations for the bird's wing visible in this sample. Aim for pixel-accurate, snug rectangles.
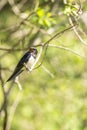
[14,51,31,72]
[6,51,31,82]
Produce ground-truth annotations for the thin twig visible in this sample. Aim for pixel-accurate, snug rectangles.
[6,92,21,130]
[30,46,43,71]
[68,17,87,46]
[0,64,8,130]
[34,43,84,70]
[42,65,55,78]
[0,47,27,51]
[0,24,77,52]
[15,77,23,90]
[48,44,85,58]
[43,24,77,47]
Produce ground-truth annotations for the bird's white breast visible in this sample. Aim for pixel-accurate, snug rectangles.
[27,55,35,69]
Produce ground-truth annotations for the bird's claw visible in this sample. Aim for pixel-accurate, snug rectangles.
[23,63,31,72]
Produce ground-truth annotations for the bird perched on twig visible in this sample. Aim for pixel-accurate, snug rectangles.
[6,47,38,82]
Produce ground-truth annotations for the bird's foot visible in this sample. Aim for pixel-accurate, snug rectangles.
[23,63,31,73]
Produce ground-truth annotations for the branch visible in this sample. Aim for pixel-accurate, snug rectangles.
[0,0,7,11]
[0,64,8,130]
[6,92,21,130]
[48,44,85,58]
[30,46,43,71]
[8,0,36,19]
[15,77,23,90]
[42,65,55,78]
[0,24,77,52]
[68,17,87,46]
[33,43,84,70]
[34,24,78,69]
[43,24,78,47]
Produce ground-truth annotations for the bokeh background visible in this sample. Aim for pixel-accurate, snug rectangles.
[0,0,87,130]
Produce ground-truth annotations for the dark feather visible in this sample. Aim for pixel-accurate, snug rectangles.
[6,51,31,82]
[6,69,24,82]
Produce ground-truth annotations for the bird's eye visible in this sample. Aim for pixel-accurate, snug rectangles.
[29,47,37,54]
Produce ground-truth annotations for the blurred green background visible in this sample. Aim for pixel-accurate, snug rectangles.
[0,0,87,130]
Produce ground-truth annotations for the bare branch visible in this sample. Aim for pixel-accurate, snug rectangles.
[0,0,7,11]
[6,92,21,130]
[0,24,77,52]
[15,77,23,90]
[30,46,43,71]
[42,65,55,78]
[48,44,85,58]
[8,0,36,19]
[43,24,78,47]
[68,17,87,46]
[0,66,8,130]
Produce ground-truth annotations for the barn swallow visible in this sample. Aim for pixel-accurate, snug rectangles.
[6,47,38,82]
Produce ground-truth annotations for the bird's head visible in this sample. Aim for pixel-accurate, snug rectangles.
[29,47,38,58]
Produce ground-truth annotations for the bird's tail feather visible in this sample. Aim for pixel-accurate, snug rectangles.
[6,69,24,82]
